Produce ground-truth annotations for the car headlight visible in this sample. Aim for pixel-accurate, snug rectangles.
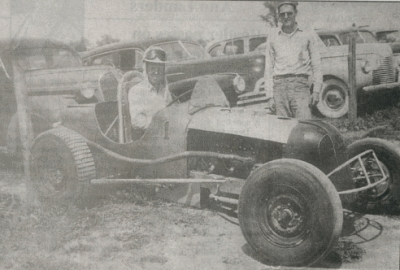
[233,75,246,94]
[80,82,96,99]
[362,60,373,74]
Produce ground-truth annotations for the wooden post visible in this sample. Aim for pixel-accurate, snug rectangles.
[12,59,35,203]
[348,31,357,123]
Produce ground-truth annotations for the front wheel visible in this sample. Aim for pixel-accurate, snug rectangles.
[238,159,343,267]
[316,79,349,118]
[348,138,400,212]
[30,127,96,202]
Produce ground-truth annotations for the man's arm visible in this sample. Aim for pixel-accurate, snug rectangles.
[309,30,323,94]
[264,34,274,95]
[309,30,323,106]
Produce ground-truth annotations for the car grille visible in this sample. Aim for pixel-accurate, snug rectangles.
[99,72,119,101]
[372,56,396,85]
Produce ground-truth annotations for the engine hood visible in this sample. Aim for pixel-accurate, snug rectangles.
[188,107,299,144]
[25,66,121,94]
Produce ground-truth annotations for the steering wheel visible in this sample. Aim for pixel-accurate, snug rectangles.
[167,90,193,107]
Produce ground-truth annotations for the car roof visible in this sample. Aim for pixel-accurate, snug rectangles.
[81,37,201,59]
[373,29,399,35]
[205,34,268,51]
[316,28,373,36]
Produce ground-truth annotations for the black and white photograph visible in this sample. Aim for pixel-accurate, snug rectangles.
[0,0,400,269]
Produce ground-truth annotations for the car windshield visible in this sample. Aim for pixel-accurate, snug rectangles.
[16,48,82,70]
[339,31,378,45]
[152,41,208,62]
[376,31,400,43]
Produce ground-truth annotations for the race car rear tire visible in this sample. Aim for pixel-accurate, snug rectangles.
[30,127,96,202]
[238,159,343,267]
[317,79,349,119]
[347,138,400,212]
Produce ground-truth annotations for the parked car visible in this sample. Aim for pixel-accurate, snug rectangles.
[0,38,122,158]
[207,30,400,118]
[81,38,268,108]
[374,29,400,43]
[205,35,267,57]
[29,72,400,266]
[316,28,400,118]
[372,29,400,68]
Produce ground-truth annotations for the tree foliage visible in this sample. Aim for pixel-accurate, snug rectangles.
[260,1,279,27]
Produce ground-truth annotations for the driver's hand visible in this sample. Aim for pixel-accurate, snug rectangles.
[310,92,319,106]
[268,98,276,114]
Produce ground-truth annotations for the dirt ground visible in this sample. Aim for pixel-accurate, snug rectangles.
[1,112,400,269]
[0,166,399,270]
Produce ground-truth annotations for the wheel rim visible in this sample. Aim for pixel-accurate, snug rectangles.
[34,146,68,195]
[354,158,391,200]
[323,86,346,110]
[257,184,310,248]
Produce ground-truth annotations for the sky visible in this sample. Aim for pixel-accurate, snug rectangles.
[1,1,400,47]
[83,1,400,46]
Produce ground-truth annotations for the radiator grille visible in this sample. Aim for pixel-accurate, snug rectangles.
[372,56,396,85]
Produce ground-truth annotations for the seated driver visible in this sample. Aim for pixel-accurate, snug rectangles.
[128,47,172,131]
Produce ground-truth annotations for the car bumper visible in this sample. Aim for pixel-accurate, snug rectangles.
[363,81,400,92]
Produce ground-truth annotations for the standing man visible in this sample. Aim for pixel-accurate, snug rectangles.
[264,1,322,119]
[128,47,172,132]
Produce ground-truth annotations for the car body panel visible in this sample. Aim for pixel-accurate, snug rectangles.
[188,107,298,144]
[58,75,352,196]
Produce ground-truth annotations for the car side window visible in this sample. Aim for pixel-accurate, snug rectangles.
[320,35,340,47]
[249,37,267,52]
[224,40,244,55]
[209,44,223,57]
[120,49,136,72]
[92,53,117,67]
[155,42,189,62]
[135,51,143,71]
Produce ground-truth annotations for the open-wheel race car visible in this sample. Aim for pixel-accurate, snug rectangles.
[28,72,400,267]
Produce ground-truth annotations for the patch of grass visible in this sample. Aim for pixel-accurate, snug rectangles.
[324,105,400,135]
[333,239,366,263]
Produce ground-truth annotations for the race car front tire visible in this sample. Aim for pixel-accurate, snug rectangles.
[238,159,343,267]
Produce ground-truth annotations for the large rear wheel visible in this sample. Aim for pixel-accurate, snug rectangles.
[30,127,96,202]
[348,138,400,212]
[238,159,343,267]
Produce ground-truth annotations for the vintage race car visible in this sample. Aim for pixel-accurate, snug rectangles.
[0,38,122,158]
[80,38,266,107]
[29,73,400,267]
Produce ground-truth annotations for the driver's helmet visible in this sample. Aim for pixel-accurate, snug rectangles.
[143,47,167,64]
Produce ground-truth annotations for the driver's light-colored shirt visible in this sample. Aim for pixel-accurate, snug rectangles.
[128,80,172,130]
[264,26,323,93]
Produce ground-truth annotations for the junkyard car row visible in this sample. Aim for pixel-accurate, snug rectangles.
[1,28,400,267]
